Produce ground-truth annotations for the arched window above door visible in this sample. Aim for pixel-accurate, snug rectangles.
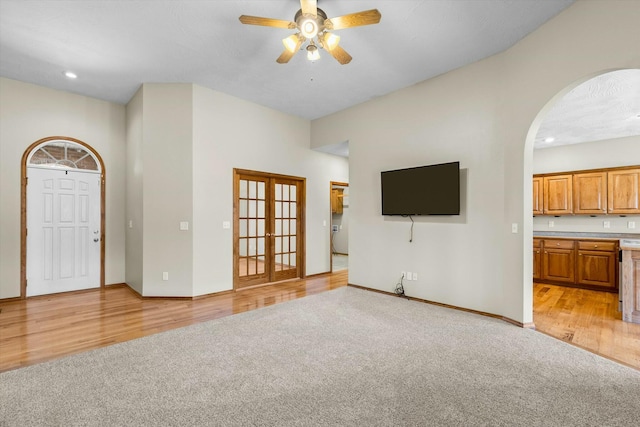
[27,140,100,172]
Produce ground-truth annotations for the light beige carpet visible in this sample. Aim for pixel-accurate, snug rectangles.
[1,286,639,426]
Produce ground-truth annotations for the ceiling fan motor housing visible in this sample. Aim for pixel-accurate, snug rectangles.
[295,8,328,39]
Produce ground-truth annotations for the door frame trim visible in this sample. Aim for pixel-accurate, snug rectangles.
[233,168,306,290]
[20,136,106,299]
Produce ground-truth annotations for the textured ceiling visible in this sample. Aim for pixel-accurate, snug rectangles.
[0,0,575,121]
[534,69,640,149]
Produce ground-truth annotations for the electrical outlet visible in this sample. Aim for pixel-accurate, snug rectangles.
[412,272,418,281]
[179,221,189,231]
[162,272,169,281]
[548,220,554,228]
[401,271,406,280]
[511,223,518,233]
[406,271,412,281]
[629,221,636,229]
[603,220,611,229]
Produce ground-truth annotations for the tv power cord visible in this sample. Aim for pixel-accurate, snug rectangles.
[394,274,409,299]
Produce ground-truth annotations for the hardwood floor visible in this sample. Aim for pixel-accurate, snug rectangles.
[534,282,640,369]
[0,271,347,372]
[1,272,638,373]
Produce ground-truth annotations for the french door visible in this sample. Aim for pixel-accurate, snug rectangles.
[234,169,305,289]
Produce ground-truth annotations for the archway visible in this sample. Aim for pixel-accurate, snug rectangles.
[522,68,639,324]
[20,136,106,298]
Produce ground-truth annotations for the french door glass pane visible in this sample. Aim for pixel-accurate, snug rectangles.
[240,180,248,198]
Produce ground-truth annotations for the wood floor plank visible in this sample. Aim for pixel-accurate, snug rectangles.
[533,282,640,369]
[1,273,638,372]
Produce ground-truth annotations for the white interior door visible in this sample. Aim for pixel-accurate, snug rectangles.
[27,167,101,296]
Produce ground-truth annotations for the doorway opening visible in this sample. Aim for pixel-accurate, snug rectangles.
[21,136,106,298]
[330,182,349,272]
[524,69,640,367]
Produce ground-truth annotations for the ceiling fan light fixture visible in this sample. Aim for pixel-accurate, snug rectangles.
[307,43,320,61]
[323,32,340,50]
[300,18,319,39]
[283,34,301,52]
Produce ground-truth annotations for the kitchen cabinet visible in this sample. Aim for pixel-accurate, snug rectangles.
[543,175,573,215]
[533,238,542,280]
[576,241,617,290]
[573,171,607,214]
[331,188,343,214]
[533,177,544,215]
[542,239,575,283]
[533,165,639,216]
[607,168,640,214]
[535,238,618,291]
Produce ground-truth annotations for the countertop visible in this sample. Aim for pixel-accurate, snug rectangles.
[533,231,640,239]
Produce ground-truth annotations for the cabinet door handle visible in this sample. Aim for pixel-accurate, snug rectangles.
[594,245,598,248]
[556,243,560,246]
[579,253,582,256]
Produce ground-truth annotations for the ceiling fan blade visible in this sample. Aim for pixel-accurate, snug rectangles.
[327,45,352,65]
[325,9,381,30]
[276,48,298,64]
[239,15,296,29]
[300,0,317,17]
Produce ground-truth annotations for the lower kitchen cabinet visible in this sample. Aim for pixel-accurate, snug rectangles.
[535,238,618,291]
[542,240,575,283]
[533,238,542,280]
[576,241,617,290]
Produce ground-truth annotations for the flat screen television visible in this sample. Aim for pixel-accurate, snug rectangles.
[381,161,460,215]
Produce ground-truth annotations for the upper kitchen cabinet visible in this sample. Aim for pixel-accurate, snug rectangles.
[573,171,607,214]
[543,175,573,215]
[608,168,640,214]
[533,177,544,216]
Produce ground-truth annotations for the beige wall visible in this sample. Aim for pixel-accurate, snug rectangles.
[0,77,126,298]
[125,87,144,294]
[532,136,640,234]
[311,1,640,323]
[139,84,194,297]
[192,85,349,296]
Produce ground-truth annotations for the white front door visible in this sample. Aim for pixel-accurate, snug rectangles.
[26,167,101,296]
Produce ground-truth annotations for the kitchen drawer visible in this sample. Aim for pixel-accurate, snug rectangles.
[578,241,616,252]
[543,239,575,250]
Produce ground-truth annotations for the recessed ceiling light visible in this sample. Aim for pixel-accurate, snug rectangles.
[544,137,555,143]
[64,71,77,79]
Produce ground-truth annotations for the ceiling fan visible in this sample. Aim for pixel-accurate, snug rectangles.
[239,0,381,64]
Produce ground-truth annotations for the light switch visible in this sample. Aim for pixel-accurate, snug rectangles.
[180,221,189,231]
[511,223,518,234]
[162,272,169,281]
[323,220,327,227]
[222,221,231,229]
[128,220,133,229]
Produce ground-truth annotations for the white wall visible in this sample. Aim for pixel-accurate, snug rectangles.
[0,78,126,299]
[192,85,349,296]
[532,136,640,234]
[533,136,640,173]
[311,1,640,323]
